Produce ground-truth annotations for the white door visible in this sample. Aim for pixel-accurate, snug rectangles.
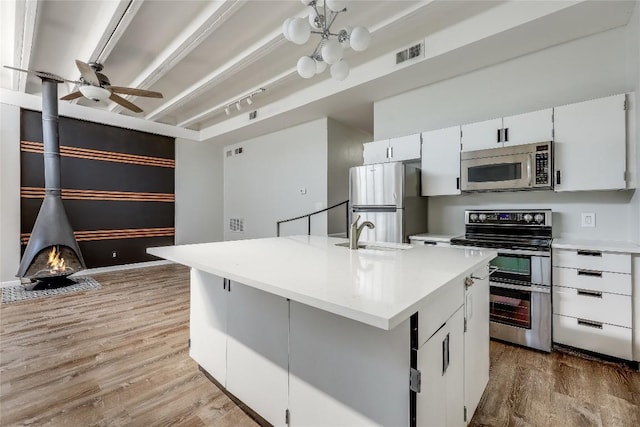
[554,94,627,191]
[502,108,553,147]
[189,269,228,385]
[421,126,461,196]
[363,139,390,164]
[225,281,289,426]
[417,306,465,427]
[390,133,422,162]
[461,118,502,152]
[464,265,490,424]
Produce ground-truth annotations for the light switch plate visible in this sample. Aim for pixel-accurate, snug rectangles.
[581,212,596,228]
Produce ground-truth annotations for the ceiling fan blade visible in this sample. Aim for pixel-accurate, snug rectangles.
[74,60,100,85]
[3,65,78,84]
[109,93,143,113]
[109,86,163,98]
[60,91,83,101]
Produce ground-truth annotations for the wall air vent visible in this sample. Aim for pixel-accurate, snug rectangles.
[229,218,244,233]
[396,42,424,65]
[249,111,257,120]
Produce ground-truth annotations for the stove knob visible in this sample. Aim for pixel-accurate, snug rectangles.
[534,213,544,224]
[524,214,533,223]
[478,214,487,222]
[470,214,478,222]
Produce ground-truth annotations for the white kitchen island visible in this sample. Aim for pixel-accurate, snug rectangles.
[148,235,496,427]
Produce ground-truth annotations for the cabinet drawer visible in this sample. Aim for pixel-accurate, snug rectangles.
[552,286,631,328]
[418,281,463,348]
[553,249,630,273]
[553,314,632,360]
[552,267,631,295]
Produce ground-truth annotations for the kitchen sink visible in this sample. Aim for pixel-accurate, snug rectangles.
[334,242,413,251]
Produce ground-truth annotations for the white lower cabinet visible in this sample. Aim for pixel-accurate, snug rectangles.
[190,269,227,385]
[464,265,490,424]
[417,306,465,427]
[552,248,633,360]
[226,281,289,426]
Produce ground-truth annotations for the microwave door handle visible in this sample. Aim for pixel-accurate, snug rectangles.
[527,154,533,186]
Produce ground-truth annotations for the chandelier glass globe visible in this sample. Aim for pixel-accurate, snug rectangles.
[349,26,370,52]
[288,18,311,45]
[321,38,343,65]
[330,59,349,81]
[297,56,317,79]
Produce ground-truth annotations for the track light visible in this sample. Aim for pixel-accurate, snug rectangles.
[222,88,266,117]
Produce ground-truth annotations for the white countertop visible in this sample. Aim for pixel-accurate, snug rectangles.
[552,238,640,254]
[409,233,460,243]
[148,236,496,330]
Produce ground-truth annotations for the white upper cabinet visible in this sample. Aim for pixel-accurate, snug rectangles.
[461,109,553,152]
[502,108,553,147]
[363,133,421,164]
[554,94,628,192]
[421,126,462,196]
[460,118,502,152]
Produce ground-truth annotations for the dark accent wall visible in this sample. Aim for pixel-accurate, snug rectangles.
[20,109,175,268]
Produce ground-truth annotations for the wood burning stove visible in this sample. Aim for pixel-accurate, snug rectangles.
[17,78,86,284]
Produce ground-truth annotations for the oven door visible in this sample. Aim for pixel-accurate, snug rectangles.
[461,152,533,191]
[489,250,550,287]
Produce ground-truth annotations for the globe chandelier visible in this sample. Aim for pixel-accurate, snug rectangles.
[282,0,371,81]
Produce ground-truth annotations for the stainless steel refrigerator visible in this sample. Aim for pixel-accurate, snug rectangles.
[349,162,428,243]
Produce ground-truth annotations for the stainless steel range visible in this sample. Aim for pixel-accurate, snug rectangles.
[451,209,552,352]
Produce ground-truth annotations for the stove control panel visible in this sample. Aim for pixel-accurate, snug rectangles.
[465,210,552,226]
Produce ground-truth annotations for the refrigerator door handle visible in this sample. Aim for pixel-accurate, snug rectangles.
[352,206,398,213]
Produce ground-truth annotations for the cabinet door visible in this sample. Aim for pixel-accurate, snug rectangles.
[461,118,502,152]
[418,306,465,427]
[421,126,461,196]
[190,269,227,385]
[390,133,421,162]
[464,265,490,424]
[363,139,390,164]
[502,108,553,147]
[226,281,289,426]
[554,94,627,191]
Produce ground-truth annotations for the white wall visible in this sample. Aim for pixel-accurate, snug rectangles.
[374,23,639,241]
[224,118,329,240]
[0,103,21,283]
[175,137,224,244]
[327,118,370,235]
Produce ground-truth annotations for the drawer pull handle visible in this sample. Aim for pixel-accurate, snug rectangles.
[577,289,602,298]
[577,318,603,329]
[577,250,602,257]
[577,270,602,278]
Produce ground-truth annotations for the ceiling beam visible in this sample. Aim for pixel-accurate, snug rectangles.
[174,1,438,128]
[13,0,39,92]
[92,0,145,64]
[144,7,315,122]
[109,0,244,113]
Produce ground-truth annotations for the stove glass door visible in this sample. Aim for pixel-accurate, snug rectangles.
[490,286,531,329]
[490,254,531,285]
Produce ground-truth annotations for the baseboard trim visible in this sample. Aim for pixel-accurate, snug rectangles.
[0,260,173,288]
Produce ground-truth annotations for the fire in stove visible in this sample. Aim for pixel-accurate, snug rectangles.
[46,246,68,275]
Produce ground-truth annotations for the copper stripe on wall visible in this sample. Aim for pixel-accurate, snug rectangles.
[21,227,175,245]
[21,141,175,168]
[21,187,175,202]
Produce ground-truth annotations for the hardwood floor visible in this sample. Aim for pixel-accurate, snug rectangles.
[1,264,639,426]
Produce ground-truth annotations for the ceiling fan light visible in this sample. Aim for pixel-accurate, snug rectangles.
[288,18,311,45]
[297,56,317,79]
[321,38,343,65]
[330,59,350,81]
[79,85,110,102]
[349,26,370,52]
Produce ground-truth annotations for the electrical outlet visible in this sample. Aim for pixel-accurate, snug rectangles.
[111,251,118,258]
[581,212,596,228]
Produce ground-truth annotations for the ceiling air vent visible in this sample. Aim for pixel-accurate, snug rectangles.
[229,218,244,233]
[396,42,424,65]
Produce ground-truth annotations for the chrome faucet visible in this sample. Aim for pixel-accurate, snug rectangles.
[349,215,375,249]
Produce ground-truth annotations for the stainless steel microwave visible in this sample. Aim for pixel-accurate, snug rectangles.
[460,141,552,192]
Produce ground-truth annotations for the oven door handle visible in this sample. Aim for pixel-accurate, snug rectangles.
[490,281,550,294]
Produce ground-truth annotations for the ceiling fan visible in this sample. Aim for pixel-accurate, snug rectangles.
[4,59,163,113]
